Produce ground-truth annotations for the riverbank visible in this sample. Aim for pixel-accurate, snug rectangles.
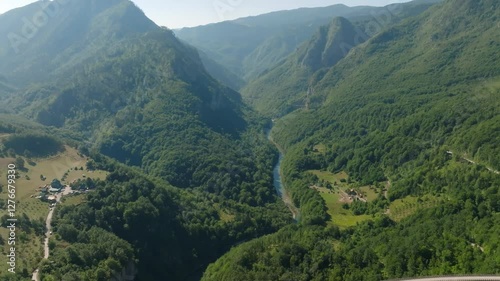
[267,128,300,221]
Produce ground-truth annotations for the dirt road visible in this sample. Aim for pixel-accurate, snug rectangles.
[32,186,72,281]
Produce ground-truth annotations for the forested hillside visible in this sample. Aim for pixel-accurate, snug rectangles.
[241,16,368,117]
[0,0,498,280]
[41,156,290,280]
[202,0,500,279]
[0,0,158,86]
[0,0,279,206]
[198,51,246,91]
[176,0,438,85]
[240,0,447,117]
[0,0,293,279]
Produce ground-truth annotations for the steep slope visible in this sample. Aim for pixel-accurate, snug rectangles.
[198,50,246,91]
[241,0,442,117]
[0,75,16,97]
[0,0,158,86]
[202,0,500,279]
[175,4,356,78]
[0,1,293,279]
[175,1,439,83]
[40,157,290,281]
[242,17,368,117]
[0,0,265,200]
[273,0,500,193]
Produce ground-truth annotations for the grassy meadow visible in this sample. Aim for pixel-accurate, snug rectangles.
[0,146,108,275]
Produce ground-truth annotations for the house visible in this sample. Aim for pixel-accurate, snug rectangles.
[49,188,60,193]
[47,195,57,203]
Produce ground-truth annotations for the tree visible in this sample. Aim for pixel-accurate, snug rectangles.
[23,149,32,158]
[42,275,56,281]
[15,157,25,170]
[48,240,56,250]
[51,179,63,189]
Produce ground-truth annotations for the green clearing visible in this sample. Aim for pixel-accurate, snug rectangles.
[0,228,43,275]
[313,144,327,154]
[218,210,236,223]
[64,169,109,185]
[308,170,374,228]
[358,185,380,201]
[60,194,86,206]
[213,204,236,223]
[309,170,349,186]
[0,157,51,221]
[16,199,49,221]
[16,145,87,190]
[319,190,371,228]
[0,147,108,274]
[388,195,443,222]
[0,146,108,207]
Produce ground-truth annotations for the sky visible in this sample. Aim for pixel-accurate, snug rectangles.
[0,0,412,29]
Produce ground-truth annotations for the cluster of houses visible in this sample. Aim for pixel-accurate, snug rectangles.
[37,179,64,203]
[32,176,95,205]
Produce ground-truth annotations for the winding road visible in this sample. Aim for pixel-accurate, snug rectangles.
[447,151,499,175]
[32,186,72,281]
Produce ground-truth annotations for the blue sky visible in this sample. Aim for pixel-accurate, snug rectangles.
[0,0,411,29]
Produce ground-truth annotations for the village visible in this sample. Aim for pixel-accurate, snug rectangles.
[32,179,84,205]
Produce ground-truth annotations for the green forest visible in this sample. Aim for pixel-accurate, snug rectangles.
[0,0,498,280]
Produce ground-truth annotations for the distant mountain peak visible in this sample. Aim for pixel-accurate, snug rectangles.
[0,0,158,85]
[298,17,367,71]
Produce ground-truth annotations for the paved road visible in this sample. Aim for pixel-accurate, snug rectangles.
[32,186,72,281]
[388,276,500,281]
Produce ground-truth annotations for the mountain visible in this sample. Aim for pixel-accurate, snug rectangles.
[0,75,15,96]
[198,50,246,91]
[1,0,246,190]
[240,0,446,117]
[0,0,292,279]
[202,0,500,279]
[271,0,500,212]
[0,0,158,87]
[242,16,368,117]
[0,0,498,280]
[175,1,440,84]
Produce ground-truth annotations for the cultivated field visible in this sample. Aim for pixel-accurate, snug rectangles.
[308,170,379,228]
[0,146,108,275]
[388,195,443,222]
[319,189,372,228]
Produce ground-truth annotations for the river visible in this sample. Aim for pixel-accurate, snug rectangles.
[267,128,300,221]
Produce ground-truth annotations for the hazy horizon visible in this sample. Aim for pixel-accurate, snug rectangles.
[0,0,412,29]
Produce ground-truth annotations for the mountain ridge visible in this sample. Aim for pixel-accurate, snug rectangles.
[0,0,158,86]
[176,0,440,84]
[240,16,369,117]
[0,0,497,280]
[0,1,293,278]
[202,1,500,278]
